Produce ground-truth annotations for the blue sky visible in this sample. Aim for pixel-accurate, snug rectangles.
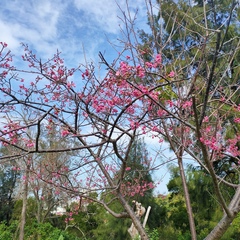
[0,0,152,65]
[0,0,171,194]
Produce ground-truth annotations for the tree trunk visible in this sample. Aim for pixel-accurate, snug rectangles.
[118,193,149,240]
[36,199,42,240]
[19,165,29,240]
[205,186,240,240]
[178,153,197,240]
[204,214,234,240]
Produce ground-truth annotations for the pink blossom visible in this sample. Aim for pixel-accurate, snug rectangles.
[205,126,212,133]
[82,69,89,78]
[234,118,240,123]
[182,100,192,109]
[83,112,88,118]
[61,130,69,137]
[142,125,147,134]
[168,71,175,78]
[132,89,141,97]
[152,126,160,132]
[0,42,8,47]
[226,138,240,157]
[11,138,18,144]
[203,116,209,123]
[26,141,34,147]
[107,99,115,107]
[126,106,135,114]
[115,71,120,77]
[95,104,105,113]
[145,62,153,68]
[67,81,76,88]
[148,182,154,189]
[167,100,174,107]
[155,54,161,64]
[125,167,131,171]
[130,121,140,130]
[136,65,145,78]
[157,109,166,117]
[58,68,64,76]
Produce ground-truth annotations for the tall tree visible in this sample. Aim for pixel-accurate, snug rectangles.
[0,164,19,225]
[115,137,154,200]
[137,1,240,239]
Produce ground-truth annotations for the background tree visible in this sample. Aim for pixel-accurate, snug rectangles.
[0,163,19,225]
[158,165,240,239]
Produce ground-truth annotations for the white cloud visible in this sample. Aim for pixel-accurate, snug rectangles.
[0,0,66,56]
[73,0,121,34]
[73,0,148,34]
[0,20,20,49]
[0,0,150,67]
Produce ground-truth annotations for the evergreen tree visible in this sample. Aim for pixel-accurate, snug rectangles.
[0,165,19,225]
[0,146,19,225]
[124,137,154,198]
[165,165,240,239]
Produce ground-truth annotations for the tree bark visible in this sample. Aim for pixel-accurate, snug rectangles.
[205,186,240,240]
[19,165,29,240]
[178,150,197,240]
[204,214,235,240]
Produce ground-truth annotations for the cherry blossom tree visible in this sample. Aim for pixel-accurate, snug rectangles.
[0,1,240,239]
[137,0,240,239]
[0,41,157,239]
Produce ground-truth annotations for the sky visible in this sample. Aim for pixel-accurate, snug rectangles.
[0,0,153,65]
[0,0,172,194]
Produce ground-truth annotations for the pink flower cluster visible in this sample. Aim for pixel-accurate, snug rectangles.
[61,129,70,137]
[226,136,240,157]
[121,180,155,197]
[234,118,240,123]
[115,61,132,78]
[0,42,7,48]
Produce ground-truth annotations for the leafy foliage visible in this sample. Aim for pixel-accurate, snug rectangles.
[0,165,19,225]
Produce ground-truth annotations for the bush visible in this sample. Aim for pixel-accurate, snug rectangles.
[0,221,82,240]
